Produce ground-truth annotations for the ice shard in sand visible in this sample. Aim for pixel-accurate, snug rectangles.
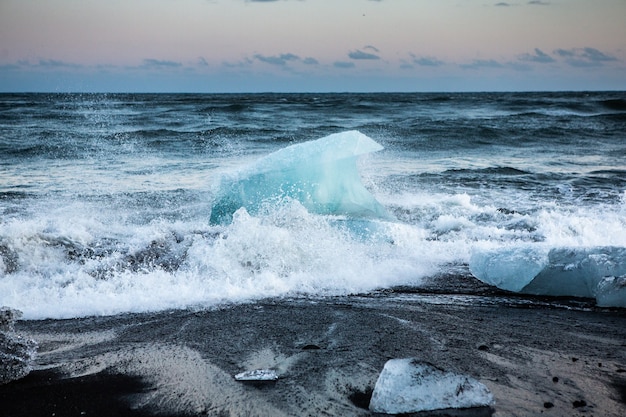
[369,358,494,414]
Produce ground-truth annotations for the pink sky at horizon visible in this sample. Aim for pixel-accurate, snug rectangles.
[1,0,625,92]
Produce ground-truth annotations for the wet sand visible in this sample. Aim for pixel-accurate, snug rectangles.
[2,282,626,417]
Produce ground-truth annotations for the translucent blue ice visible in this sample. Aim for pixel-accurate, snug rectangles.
[369,358,494,413]
[210,131,392,224]
[469,246,626,307]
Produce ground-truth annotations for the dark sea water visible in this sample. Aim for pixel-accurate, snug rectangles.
[1,92,625,319]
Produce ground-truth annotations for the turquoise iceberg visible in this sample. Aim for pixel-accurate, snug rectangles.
[210,131,391,224]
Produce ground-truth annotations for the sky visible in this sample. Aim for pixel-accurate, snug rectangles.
[1,0,625,92]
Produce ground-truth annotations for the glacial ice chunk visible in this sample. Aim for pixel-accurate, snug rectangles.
[469,246,626,306]
[210,131,392,224]
[369,358,494,414]
[234,369,279,382]
[468,246,549,293]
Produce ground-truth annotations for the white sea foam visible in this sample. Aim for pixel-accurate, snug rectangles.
[3,188,625,319]
[2,182,626,319]
[0,197,432,319]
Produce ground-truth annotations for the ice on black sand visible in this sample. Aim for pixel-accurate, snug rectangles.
[469,246,626,307]
[234,369,279,382]
[369,358,494,414]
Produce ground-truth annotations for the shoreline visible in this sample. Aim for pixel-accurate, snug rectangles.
[2,290,626,416]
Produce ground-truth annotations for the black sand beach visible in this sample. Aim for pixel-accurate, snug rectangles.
[2,277,626,417]
[3,92,626,416]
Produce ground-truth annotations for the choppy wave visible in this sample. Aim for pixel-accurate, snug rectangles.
[1,92,625,319]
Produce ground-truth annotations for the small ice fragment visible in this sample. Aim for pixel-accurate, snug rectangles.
[234,369,279,382]
[369,358,494,414]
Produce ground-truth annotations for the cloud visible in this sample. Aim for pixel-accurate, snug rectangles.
[580,47,617,62]
[364,45,380,53]
[334,61,355,69]
[222,58,254,68]
[5,59,83,70]
[348,50,380,60]
[254,53,300,66]
[528,1,549,5]
[495,2,510,6]
[554,49,575,58]
[302,57,319,65]
[460,59,503,70]
[0,63,21,71]
[37,59,82,69]
[554,47,618,67]
[412,55,445,67]
[518,48,555,63]
[197,57,209,67]
[141,59,182,69]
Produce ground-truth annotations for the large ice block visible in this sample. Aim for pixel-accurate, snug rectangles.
[210,131,391,224]
[469,246,626,307]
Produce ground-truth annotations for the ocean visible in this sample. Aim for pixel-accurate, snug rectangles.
[1,92,625,319]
